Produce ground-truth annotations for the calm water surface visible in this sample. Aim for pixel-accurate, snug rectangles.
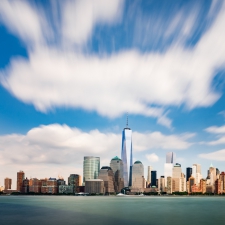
[0,196,225,225]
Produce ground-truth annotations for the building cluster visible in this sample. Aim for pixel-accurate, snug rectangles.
[1,120,225,195]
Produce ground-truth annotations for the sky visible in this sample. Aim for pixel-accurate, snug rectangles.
[0,0,225,189]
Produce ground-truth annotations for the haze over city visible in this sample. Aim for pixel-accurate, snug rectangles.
[1,0,225,189]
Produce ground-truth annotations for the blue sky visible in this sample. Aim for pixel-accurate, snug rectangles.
[0,0,225,188]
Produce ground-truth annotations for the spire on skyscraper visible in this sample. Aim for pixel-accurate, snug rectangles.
[126,112,128,128]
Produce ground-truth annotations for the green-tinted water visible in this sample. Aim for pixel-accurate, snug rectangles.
[0,196,224,225]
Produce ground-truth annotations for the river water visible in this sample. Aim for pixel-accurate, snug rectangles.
[0,196,224,225]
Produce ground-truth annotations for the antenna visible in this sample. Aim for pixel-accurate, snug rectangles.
[126,112,128,128]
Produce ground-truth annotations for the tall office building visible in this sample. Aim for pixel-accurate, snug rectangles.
[4,178,12,190]
[98,166,115,193]
[164,152,175,187]
[151,171,157,187]
[147,166,153,186]
[121,116,133,187]
[186,167,192,182]
[110,156,124,192]
[83,156,100,184]
[166,152,176,164]
[17,171,25,192]
[132,161,144,190]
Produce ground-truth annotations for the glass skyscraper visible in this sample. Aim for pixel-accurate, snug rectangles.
[166,152,176,164]
[121,119,133,187]
[83,156,100,184]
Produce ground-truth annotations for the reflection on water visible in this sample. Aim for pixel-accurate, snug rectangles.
[0,196,225,225]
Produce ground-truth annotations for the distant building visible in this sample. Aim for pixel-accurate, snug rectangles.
[132,161,144,191]
[85,179,104,194]
[151,171,157,187]
[98,166,115,193]
[68,174,81,193]
[186,167,192,182]
[29,178,42,193]
[58,185,74,194]
[199,179,206,194]
[41,178,58,194]
[4,178,12,190]
[215,179,222,194]
[110,156,124,192]
[166,152,176,164]
[220,172,225,192]
[159,176,165,192]
[83,156,100,185]
[188,176,195,193]
[167,176,172,194]
[22,178,29,193]
[147,166,153,187]
[17,171,25,192]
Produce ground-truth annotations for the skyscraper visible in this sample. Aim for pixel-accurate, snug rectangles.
[166,152,176,164]
[151,171,157,187]
[17,171,25,192]
[121,116,132,187]
[132,161,144,190]
[147,166,153,186]
[110,156,124,192]
[186,167,192,182]
[4,177,12,190]
[83,156,100,184]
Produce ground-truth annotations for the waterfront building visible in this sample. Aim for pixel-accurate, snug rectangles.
[147,166,153,187]
[173,163,182,178]
[57,179,65,186]
[110,156,124,192]
[220,172,225,192]
[172,178,180,192]
[159,176,165,192]
[22,178,29,193]
[83,156,100,184]
[68,174,81,193]
[192,164,202,185]
[186,167,192,182]
[85,179,104,194]
[132,161,144,191]
[200,179,206,194]
[166,152,176,164]
[188,176,195,193]
[151,171,157,187]
[215,179,222,194]
[98,166,115,193]
[41,178,58,194]
[121,117,133,187]
[4,178,12,190]
[180,176,186,192]
[29,178,42,193]
[17,171,25,192]
[58,185,74,194]
[206,185,213,193]
[167,176,172,194]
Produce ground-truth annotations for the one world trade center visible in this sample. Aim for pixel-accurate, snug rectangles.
[121,116,133,187]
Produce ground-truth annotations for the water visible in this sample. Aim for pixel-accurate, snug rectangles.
[0,196,225,225]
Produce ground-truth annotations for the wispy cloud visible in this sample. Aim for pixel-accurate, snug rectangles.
[146,153,159,162]
[0,0,225,129]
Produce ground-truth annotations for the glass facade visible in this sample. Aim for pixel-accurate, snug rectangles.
[166,152,176,164]
[83,156,100,184]
[121,128,132,187]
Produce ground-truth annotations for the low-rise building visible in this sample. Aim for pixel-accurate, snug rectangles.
[85,179,104,194]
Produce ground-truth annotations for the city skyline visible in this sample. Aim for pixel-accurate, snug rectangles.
[1,0,225,188]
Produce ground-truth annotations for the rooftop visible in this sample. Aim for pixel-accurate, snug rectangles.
[134,160,142,164]
[111,156,121,161]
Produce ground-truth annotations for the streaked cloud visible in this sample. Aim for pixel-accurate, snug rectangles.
[0,0,225,130]
[205,125,225,134]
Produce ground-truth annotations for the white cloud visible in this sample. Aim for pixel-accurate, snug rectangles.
[146,153,159,162]
[0,1,225,129]
[205,125,225,134]
[0,124,194,188]
[199,149,225,161]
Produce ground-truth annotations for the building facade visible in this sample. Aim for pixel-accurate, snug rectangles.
[186,167,192,182]
[83,156,100,184]
[68,174,81,193]
[132,161,144,191]
[17,171,25,192]
[85,179,104,194]
[110,156,124,192]
[98,166,115,193]
[151,171,157,187]
[4,178,12,190]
